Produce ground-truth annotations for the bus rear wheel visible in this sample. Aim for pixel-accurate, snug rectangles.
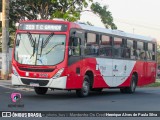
[91,88,103,92]
[120,75,137,94]
[76,76,90,97]
[34,87,48,95]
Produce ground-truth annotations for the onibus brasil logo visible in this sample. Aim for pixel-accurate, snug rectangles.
[11,93,22,103]
[7,92,24,108]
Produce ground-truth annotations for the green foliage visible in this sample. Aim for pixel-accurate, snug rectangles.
[10,0,54,22]
[9,0,92,22]
[9,0,116,31]
[51,0,92,21]
[91,2,117,29]
[144,81,160,87]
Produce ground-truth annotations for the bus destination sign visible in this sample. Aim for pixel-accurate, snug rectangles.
[19,23,68,31]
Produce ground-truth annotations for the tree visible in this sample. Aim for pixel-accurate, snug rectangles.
[51,0,92,22]
[1,0,9,79]
[91,2,117,29]
[9,0,117,30]
[10,0,92,22]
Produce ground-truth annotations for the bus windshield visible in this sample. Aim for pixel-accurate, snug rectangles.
[14,33,66,65]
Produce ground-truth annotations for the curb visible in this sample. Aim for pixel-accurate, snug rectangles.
[0,80,11,85]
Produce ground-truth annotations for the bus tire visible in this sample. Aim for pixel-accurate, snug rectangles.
[76,76,90,97]
[91,88,103,92]
[120,88,126,93]
[120,75,137,94]
[34,87,48,95]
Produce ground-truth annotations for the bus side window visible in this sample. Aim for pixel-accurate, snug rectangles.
[152,44,156,61]
[133,49,138,59]
[126,39,133,59]
[70,37,81,56]
[139,51,145,60]
[123,48,130,58]
[113,37,123,58]
[85,33,98,55]
[137,41,145,60]
[99,35,112,57]
[147,43,156,61]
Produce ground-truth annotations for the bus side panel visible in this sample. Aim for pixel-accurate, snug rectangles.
[82,58,109,88]
[113,60,156,87]
[121,61,156,87]
[135,61,156,86]
[146,61,156,84]
[65,58,156,89]
[118,60,137,87]
[65,58,109,89]
[65,59,84,89]
[118,75,132,87]
[133,61,146,86]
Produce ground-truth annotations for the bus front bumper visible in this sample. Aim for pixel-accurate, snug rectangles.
[11,74,67,89]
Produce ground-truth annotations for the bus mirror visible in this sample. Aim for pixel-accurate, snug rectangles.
[71,31,82,38]
[73,38,78,46]
[70,36,78,46]
[62,42,64,45]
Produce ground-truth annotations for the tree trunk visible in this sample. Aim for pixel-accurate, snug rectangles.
[1,0,9,80]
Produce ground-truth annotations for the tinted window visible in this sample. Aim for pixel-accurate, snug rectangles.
[137,41,145,60]
[113,37,123,58]
[99,35,112,57]
[85,33,98,55]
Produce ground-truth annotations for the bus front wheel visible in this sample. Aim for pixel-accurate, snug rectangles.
[34,87,48,95]
[76,76,90,97]
[120,75,137,94]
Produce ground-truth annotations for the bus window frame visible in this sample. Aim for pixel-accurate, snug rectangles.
[99,34,113,58]
[113,37,124,59]
[84,31,99,56]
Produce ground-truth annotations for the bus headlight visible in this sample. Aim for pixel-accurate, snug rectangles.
[52,68,64,79]
[12,66,19,76]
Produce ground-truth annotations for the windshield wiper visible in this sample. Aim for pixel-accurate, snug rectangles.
[42,33,54,48]
[40,39,43,57]
[30,38,37,59]
[27,32,35,47]
[27,32,37,59]
[39,33,54,56]
[44,43,64,55]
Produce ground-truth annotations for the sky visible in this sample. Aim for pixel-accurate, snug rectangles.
[80,0,160,44]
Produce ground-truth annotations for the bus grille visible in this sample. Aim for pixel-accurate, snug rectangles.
[21,78,49,86]
[19,67,54,72]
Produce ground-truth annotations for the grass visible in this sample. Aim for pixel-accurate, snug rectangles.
[144,81,160,87]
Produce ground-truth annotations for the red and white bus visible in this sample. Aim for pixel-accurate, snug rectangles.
[12,20,157,97]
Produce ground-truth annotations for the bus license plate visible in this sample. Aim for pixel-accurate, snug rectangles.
[30,83,39,87]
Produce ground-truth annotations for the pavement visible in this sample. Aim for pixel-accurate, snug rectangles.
[0,80,11,86]
[0,80,33,91]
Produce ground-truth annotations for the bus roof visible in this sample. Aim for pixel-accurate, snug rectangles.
[76,23,156,43]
